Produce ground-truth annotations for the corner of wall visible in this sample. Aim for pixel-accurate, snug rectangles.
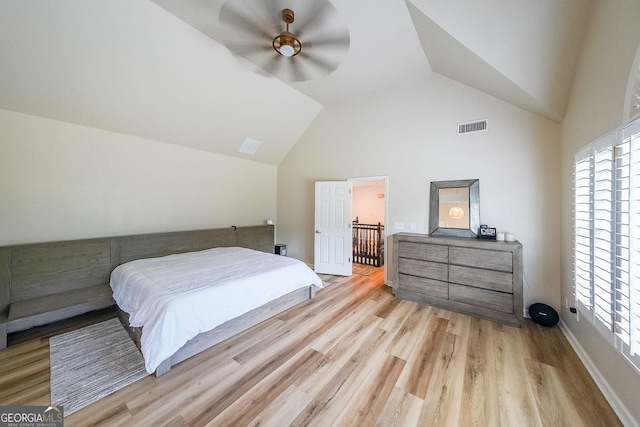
[558,320,638,427]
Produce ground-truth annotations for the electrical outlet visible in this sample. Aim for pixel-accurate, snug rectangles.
[410,223,417,231]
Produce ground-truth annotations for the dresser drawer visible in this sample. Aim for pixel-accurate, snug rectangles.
[449,247,512,272]
[399,242,448,263]
[449,283,514,314]
[398,258,447,281]
[398,274,448,300]
[449,265,513,293]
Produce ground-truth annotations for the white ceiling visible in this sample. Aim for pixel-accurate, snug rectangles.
[408,0,593,121]
[0,0,593,165]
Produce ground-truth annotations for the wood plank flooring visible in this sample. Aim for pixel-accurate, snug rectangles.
[0,269,621,426]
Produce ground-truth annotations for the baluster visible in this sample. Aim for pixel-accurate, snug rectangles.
[376,226,379,265]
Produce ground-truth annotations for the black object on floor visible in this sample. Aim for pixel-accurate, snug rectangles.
[529,303,559,327]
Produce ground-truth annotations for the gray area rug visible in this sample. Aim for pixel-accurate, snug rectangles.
[49,317,148,415]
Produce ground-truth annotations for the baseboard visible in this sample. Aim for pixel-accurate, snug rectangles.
[558,320,638,427]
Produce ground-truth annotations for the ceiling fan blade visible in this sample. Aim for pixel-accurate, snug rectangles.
[300,52,340,76]
[259,0,286,34]
[294,1,337,39]
[219,3,270,40]
[288,57,311,82]
[224,42,272,57]
[260,54,285,76]
[305,32,350,50]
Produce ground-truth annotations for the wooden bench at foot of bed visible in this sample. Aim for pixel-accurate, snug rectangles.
[118,284,317,377]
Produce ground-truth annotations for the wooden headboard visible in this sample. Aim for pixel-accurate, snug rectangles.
[117,225,274,264]
[0,225,274,319]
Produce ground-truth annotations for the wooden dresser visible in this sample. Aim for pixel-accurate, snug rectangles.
[392,233,523,326]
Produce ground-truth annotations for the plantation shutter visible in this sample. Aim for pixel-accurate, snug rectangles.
[614,140,631,347]
[593,142,615,331]
[574,120,640,370]
[622,120,640,357]
[574,154,593,312]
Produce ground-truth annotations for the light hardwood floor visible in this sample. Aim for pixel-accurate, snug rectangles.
[0,269,621,426]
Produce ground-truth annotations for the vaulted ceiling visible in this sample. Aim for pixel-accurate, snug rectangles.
[0,0,593,165]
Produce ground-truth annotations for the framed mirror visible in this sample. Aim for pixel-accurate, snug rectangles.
[429,179,480,238]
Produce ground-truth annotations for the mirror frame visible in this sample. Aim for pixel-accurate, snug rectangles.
[429,179,480,238]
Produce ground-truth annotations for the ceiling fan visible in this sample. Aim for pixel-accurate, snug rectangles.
[218,0,350,82]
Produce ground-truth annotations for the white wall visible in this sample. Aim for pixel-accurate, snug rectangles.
[0,109,277,246]
[353,184,385,225]
[277,73,561,311]
[560,0,640,424]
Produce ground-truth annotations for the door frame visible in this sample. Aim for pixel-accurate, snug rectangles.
[348,175,389,285]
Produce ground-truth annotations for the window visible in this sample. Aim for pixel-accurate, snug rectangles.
[574,117,640,372]
[626,45,640,121]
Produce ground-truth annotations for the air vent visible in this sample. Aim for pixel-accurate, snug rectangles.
[240,138,261,155]
[458,119,488,135]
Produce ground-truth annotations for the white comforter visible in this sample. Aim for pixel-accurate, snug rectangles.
[110,246,323,373]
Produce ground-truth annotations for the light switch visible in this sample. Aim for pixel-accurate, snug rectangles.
[394,222,404,230]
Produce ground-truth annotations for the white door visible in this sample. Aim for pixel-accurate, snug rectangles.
[314,181,353,275]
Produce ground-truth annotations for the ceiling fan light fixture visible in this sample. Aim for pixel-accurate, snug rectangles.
[280,44,295,57]
[272,32,301,57]
[279,42,296,57]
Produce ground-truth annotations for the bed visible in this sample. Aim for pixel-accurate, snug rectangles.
[111,245,323,375]
[75,224,322,377]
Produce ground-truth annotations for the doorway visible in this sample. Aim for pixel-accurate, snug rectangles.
[349,176,387,282]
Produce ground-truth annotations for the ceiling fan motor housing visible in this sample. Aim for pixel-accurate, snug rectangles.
[282,8,295,24]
